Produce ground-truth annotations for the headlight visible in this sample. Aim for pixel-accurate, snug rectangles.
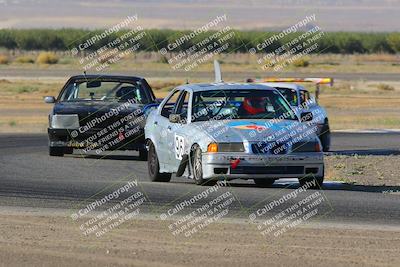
[207,142,245,153]
[50,114,79,129]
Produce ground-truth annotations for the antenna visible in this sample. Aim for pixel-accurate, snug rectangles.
[83,70,88,82]
[214,60,223,83]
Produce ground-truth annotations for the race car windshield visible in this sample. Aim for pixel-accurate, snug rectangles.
[275,87,298,106]
[59,80,150,104]
[192,89,297,122]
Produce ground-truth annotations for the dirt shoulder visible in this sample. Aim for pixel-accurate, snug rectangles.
[1,78,400,133]
[0,210,399,267]
[325,155,400,187]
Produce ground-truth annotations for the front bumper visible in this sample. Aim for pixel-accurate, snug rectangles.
[202,152,324,179]
[47,128,145,151]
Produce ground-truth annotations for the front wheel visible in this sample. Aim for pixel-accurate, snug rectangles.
[192,146,206,185]
[319,122,331,152]
[147,141,171,182]
[191,146,217,186]
[64,147,73,154]
[49,146,64,157]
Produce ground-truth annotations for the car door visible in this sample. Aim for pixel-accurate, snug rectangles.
[166,90,191,168]
[154,89,181,166]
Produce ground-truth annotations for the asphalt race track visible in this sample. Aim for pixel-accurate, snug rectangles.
[0,132,399,226]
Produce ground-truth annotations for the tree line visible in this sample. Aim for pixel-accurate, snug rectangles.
[0,29,399,54]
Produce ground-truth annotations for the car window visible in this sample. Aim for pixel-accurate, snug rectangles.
[299,90,310,104]
[60,80,150,104]
[160,90,181,118]
[174,91,190,122]
[192,89,297,122]
[276,87,298,106]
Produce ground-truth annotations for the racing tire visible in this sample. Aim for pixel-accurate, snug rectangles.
[147,141,171,182]
[192,146,209,186]
[139,149,148,161]
[64,147,73,154]
[191,146,217,186]
[319,121,331,152]
[254,179,276,187]
[49,146,64,157]
[298,176,324,189]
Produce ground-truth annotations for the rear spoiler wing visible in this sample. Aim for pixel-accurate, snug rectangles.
[247,77,334,100]
[214,60,223,83]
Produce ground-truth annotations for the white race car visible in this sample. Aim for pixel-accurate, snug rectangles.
[249,78,332,151]
[144,81,324,188]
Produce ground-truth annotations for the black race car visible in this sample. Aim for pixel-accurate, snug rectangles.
[44,74,158,159]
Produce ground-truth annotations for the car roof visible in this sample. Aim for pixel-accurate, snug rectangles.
[69,74,145,81]
[177,82,276,92]
[259,82,304,91]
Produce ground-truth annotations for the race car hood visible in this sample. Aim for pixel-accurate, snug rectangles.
[194,119,317,144]
[53,101,146,129]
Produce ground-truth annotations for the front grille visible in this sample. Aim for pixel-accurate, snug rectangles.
[252,142,287,155]
[231,166,304,175]
[218,143,245,152]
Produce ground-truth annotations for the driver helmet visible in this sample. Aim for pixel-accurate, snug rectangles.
[243,97,266,115]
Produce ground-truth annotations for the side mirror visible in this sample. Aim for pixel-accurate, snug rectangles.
[87,80,101,88]
[300,112,313,122]
[169,114,181,123]
[44,96,56,103]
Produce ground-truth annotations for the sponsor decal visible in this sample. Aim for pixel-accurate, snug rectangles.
[227,121,268,131]
[174,134,185,160]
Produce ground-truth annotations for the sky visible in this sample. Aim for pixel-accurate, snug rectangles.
[0,0,399,31]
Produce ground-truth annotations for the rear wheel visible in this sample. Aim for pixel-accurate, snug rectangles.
[49,146,64,157]
[147,141,171,182]
[254,179,276,187]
